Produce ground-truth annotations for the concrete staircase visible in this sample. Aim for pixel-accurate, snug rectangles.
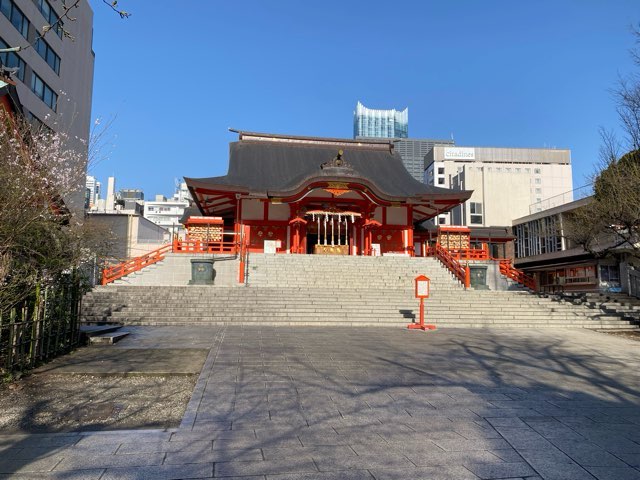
[82,253,639,329]
[110,253,240,287]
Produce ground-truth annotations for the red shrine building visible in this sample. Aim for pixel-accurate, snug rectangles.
[184,131,473,256]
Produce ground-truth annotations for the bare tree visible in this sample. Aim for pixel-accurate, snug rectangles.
[564,27,640,259]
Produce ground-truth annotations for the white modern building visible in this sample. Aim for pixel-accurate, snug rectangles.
[425,145,573,227]
[85,175,101,209]
[143,182,192,238]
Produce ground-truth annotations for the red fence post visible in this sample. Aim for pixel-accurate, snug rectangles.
[464,265,471,289]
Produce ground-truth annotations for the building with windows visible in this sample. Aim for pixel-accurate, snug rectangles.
[512,196,638,295]
[353,101,408,139]
[1,0,94,210]
[357,137,455,182]
[143,183,192,238]
[85,175,101,209]
[425,145,573,227]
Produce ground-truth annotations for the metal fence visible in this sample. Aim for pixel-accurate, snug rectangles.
[0,277,82,375]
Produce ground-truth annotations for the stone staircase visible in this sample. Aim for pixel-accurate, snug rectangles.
[110,253,240,287]
[82,253,639,329]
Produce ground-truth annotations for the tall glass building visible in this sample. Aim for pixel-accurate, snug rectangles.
[353,101,408,138]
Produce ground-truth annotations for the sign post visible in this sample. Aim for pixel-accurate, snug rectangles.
[408,275,436,331]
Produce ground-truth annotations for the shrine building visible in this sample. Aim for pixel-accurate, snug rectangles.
[184,131,473,256]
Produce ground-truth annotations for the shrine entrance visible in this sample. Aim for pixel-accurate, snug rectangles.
[306,210,360,255]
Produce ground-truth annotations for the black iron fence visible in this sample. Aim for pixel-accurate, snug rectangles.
[0,277,82,376]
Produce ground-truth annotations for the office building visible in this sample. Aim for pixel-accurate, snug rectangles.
[357,136,455,182]
[1,0,94,211]
[143,183,192,238]
[85,175,100,209]
[353,101,408,139]
[512,195,638,295]
[119,189,144,201]
[425,145,573,227]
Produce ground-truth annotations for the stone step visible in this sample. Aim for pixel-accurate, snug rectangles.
[88,331,130,345]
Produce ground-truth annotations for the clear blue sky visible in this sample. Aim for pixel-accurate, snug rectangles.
[89,0,639,198]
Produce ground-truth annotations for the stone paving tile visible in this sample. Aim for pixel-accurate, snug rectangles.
[432,437,512,452]
[54,452,165,471]
[165,448,263,464]
[101,463,214,479]
[267,471,374,480]
[464,462,537,479]
[2,443,119,459]
[214,458,317,477]
[313,452,415,471]
[0,456,64,474]
[615,453,640,467]
[403,449,506,467]
[170,430,257,443]
[116,439,213,454]
[369,465,479,480]
[212,437,302,450]
[525,460,596,480]
[0,470,105,479]
[586,466,640,480]
[75,431,172,446]
[261,445,356,461]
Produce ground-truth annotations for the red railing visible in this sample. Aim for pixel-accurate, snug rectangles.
[102,243,173,285]
[448,248,490,261]
[429,243,470,288]
[173,238,237,254]
[498,259,536,290]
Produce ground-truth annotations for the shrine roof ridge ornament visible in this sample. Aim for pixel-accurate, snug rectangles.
[320,149,357,177]
[229,129,394,152]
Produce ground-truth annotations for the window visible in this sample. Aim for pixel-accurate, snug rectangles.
[600,265,620,284]
[515,168,521,173]
[535,178,541,184]
[30,73,57,110]
[35,0,63,38]
[0,0,29,38]
[496,167,502,172]
[470,202,483,224]
[438,167,445,174]
[35,38,60,74]
[506,168,511,173]
[438,217,446,225]
[534,168,541,174]
[438,177,445,185]
[0,36,25,81]
[535,188,541,194]
[525,168,531,173]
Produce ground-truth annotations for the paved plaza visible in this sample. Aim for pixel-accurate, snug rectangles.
[1,327,640,479]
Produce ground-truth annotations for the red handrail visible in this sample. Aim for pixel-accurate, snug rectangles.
[498,259,536,290]
[173,239,237,254]
[430,243,470,288]
[448,248,490,261]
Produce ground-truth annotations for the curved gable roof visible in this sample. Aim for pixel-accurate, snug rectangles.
[186,137,471,202]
